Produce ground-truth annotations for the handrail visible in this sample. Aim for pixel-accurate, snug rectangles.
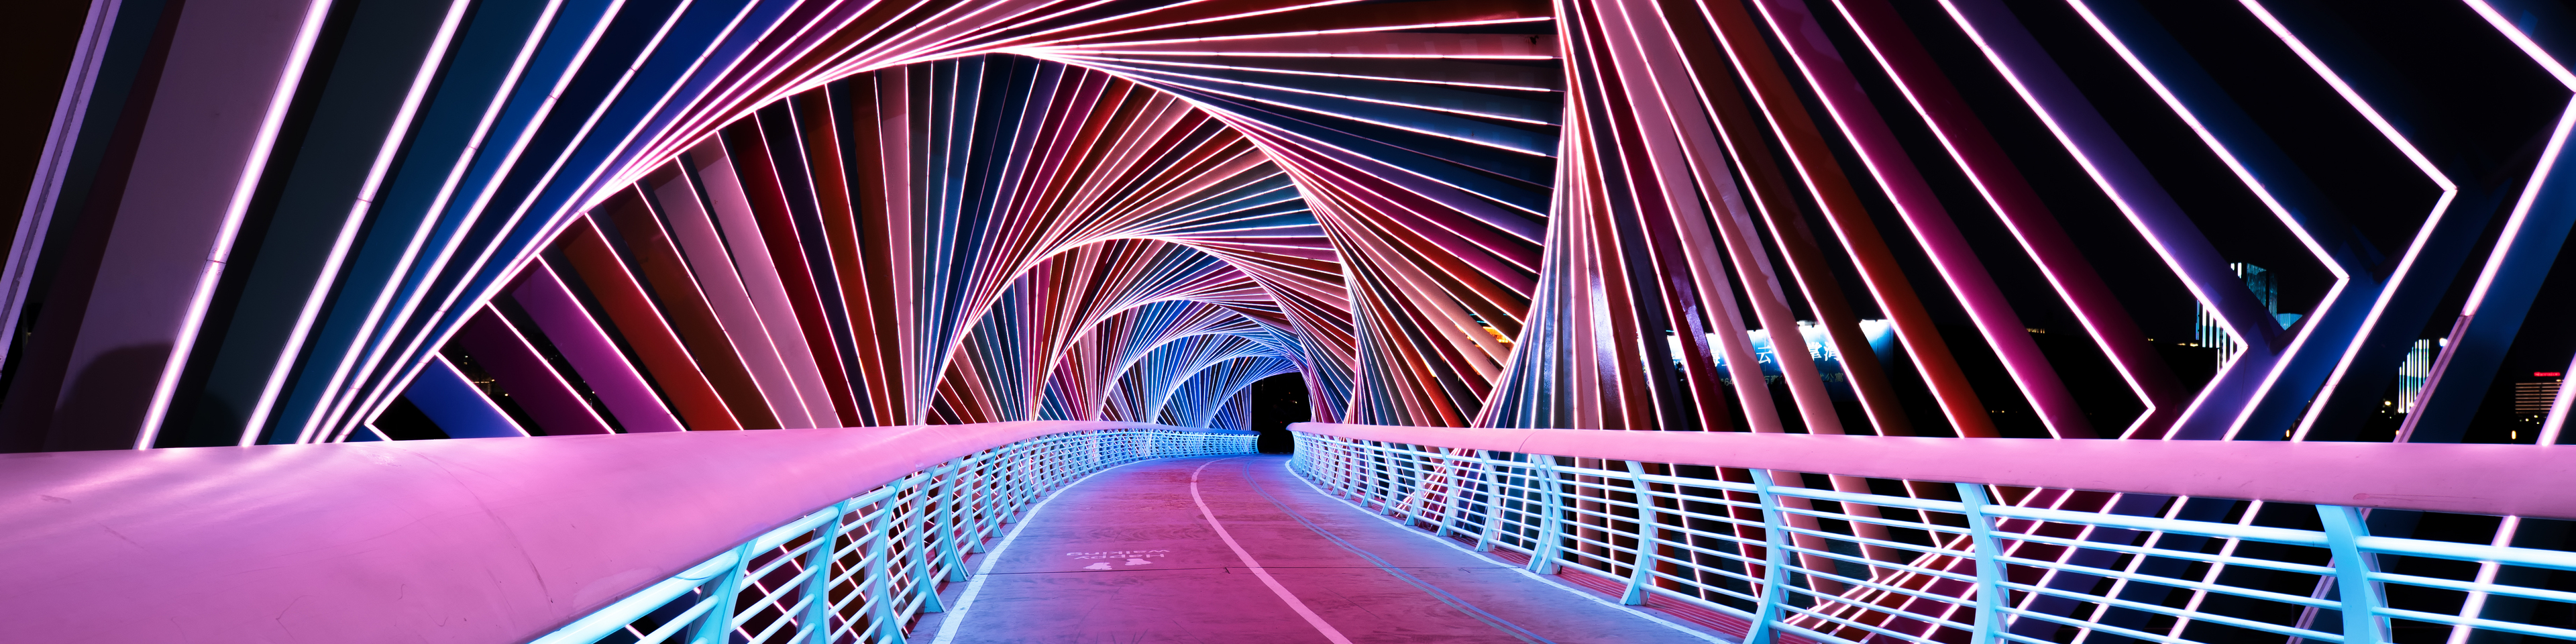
[1288,425,2576,644]
[0,421,1252,644]
[525,424,1254,644]
[1292,422,2576,519]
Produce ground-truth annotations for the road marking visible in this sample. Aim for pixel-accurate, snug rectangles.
[930,460,1154,644]
[1192,458,1356,644]
[1065,549,1169,561]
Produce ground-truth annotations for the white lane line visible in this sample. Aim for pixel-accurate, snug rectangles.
[930,460,1154,644]
[1192,458,1357,644]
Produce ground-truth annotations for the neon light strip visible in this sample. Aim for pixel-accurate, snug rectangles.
[1061,55,1556,125]
[1036,51,1556,60]
[137,0,344,448]
[1080,57,1557,93]
[241,0,481,445]
[319,0,627,439]
[1034,16,1552,50]
[2231,0,2464,439]
[974,0,1371,50]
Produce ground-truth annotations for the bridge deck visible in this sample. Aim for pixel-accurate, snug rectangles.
[918,455,1721,644]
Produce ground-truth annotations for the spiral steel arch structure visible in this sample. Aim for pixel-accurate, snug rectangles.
[5,0,2576,642]
[3,0,2573,559]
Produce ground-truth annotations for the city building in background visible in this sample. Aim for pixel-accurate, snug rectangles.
[2516,373,2563,426]
[2398,338,2436,414]
[2192,262,2306,371]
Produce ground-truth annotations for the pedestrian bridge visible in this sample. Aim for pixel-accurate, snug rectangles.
[5,421,2572,644]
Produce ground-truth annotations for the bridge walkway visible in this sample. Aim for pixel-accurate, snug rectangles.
[916,455,1721,644]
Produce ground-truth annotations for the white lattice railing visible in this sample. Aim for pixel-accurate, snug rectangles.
[1290,425,2576,644]
[531,426,1255,644]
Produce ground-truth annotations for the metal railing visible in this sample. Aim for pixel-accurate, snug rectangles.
[529,426,1255,644]
[1289,425,2576,644]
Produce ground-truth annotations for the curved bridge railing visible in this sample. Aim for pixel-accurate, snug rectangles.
[0,421,1252,644]
[1289,423,2576,644]
[532,425,1254,644]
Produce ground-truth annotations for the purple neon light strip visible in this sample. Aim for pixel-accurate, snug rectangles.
[305,0,579,441]
[653,166,816,428]
[137,0,345,447]
[1750,0,2093,438]
[695,144,840,426]
[1580,0,1802,433]
[1933,0,2281,439]
[1820,0,2185,438]
[333,0,636,442]
[250,0,482,445]
[454,307,615,435]
[2178,1,2456,440]
[512,260,686,433]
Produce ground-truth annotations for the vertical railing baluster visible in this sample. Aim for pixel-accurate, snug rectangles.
[1746,470,1796,644]
[932,458,970,581]
[1436,447,1474,539]
[963,453,992,554]
[1344,437,1363,500]
[1401,443,1430,522]
[1525,455,1564,574]
[1358,440,1382,508]
[689,541,755,644]
[1388,442,1411,517]
[1474,449,1505,553]
[1415,445,1441,526]
[1310,436,1332,486]
[1368,441,1387,503]
[993,450,1016,526]
[981,454,1000,540]
[1352,440,1366,498]
[1307,435,1325,483]
[863,503,903,644]
[1621,460,1661,606]
[1393,443,1415,517]
[1955,482,2007,644]
[1338,437,1360,498]
[906,476,947,614]
[2318,505,2389,644]
[1326,438,1350,497]
[796,499,855,643]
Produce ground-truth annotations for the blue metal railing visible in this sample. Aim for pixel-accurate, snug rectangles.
[1288,426,2576,644]
[529,426,1256,644]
